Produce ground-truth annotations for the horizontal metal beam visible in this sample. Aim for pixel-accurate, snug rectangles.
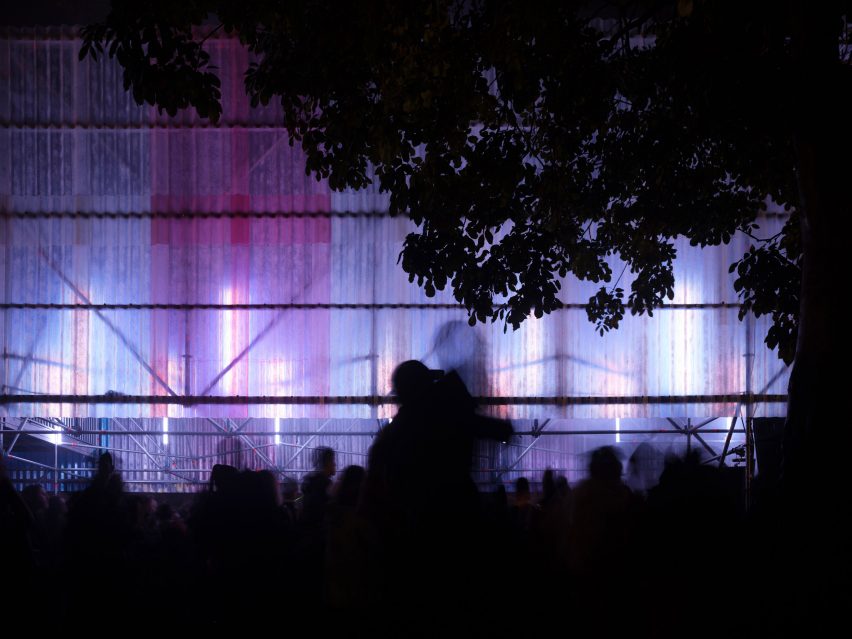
[0,393,788,405]
[0,302,746,311]
[5,477,510,486]
[8,467,342,474]
[2,209,791,220]
[0,121,308,131]
[5,468,613,478]
[2,210,386,219]
[1,428,746,437]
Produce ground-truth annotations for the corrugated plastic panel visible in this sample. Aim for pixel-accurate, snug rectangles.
[1,28,781,489]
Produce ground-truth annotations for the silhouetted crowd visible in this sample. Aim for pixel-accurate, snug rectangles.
[0,362,837,635]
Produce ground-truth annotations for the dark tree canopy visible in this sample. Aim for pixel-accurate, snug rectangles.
[81,1,851,363]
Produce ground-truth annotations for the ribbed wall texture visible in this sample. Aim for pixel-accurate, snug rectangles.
[1,29,784,488]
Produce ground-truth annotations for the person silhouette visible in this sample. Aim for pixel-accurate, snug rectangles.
[365,360,512,612]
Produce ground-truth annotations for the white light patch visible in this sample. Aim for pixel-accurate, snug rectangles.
[274,417,281,445]
[615,417,621,444]
[50,430,62,446]
[162,416,169,445]
[221,288,238,395]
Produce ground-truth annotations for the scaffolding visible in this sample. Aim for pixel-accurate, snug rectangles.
[2,410,760,496]
[0,26,788,503]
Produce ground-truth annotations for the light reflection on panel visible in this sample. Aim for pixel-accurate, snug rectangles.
[1,28,789,422]
[1,217,789,420]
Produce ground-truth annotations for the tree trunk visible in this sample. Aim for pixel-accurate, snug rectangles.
[787,6,851,494]
[780,3,851,628]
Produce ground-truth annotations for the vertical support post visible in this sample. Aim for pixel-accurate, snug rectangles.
[742,304,756,509]
[686,417,692,454]
[53,439,59,495]
[99,417,110,454]
[182,318,192,397]
[745,415,755,508]
[183,237,193,398]
[744,312,755,401]
[369,232,379,420]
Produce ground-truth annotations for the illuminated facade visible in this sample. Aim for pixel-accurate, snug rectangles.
[0,28,787,490]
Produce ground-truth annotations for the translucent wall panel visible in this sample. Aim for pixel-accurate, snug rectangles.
[1,28,789,423]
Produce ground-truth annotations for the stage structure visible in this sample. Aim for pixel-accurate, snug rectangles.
[1,28,788,492]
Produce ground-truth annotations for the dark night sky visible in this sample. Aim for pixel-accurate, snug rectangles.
[3,1,111,26]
